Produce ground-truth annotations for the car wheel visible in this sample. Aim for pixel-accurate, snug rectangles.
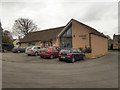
[35,52,38,56]
[71,57,75,63]
[50,55,54,59]
[40,56,43,58]
[28,54,31,56]
[59,58,63,61]
[18,51,20,53]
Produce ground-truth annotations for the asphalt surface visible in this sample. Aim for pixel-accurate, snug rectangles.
[2,52,118,88]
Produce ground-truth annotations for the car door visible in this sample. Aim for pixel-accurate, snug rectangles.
[52,48,57,57]
[72,49,78,60]
[37,46,41,52]
[77,49,82,59]
[51,48,56,56]
[55,47,60,57]
[33,47,37,52]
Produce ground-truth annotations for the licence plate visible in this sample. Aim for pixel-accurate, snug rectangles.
[61,56,65,58]
[42,51,45,53]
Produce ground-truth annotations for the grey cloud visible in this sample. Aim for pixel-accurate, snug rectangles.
[1,1,118,39]
[82,2,117,22]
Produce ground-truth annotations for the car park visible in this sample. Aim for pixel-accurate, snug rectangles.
[39,46,61,59]
[25,46,42,56]
[12,47,26,53]
[59,48,85,63]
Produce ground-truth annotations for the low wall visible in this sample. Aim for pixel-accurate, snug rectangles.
[85,52,108,59]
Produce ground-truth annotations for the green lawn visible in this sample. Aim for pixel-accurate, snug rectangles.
[108,50,120,52]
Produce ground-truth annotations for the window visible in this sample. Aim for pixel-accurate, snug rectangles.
[53,48,57,51]
[60,49,71,53]
[60,25,72,48]
[82,38,86,39]
[34,47,37,49]
[56,47,60,51]
[26,47,32,49]
[72,49,77,53]
[41,48,49,51]
[77,49,81,53]
[37,47,41,49]
[50,48,56,51]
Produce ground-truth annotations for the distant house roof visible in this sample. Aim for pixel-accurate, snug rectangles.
[19,26,65,43]
[113,34,120,42]
[19,19,107,43]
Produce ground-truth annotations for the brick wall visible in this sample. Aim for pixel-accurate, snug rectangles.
[91,34,108,57]
[52,40,57,46]
[20,43,26,47]
[72,20,108,58]
[35,42,40,46]
[56,38,60,47]
[113,41,119,49]
[72,20,90,49]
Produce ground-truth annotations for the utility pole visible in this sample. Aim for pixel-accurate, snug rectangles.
[0,21,3,52]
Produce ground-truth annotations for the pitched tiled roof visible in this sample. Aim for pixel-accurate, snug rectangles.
[20,26,65,43]
[20,19,107,43]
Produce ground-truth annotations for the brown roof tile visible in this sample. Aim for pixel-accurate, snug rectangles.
[20,26,65,43]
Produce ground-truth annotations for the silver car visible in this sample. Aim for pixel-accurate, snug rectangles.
[25,46,42,56]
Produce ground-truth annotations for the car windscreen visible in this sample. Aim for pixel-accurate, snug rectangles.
[40,48,49,51]
[12,47,18,49]
[60,49,71,53]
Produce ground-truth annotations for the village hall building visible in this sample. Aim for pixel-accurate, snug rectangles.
[19,19,108,58]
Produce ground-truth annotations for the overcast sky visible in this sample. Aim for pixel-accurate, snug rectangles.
[0,0,119,39]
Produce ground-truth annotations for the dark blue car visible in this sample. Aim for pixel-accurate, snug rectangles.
[59,48,85,63]
[12,47,26,53]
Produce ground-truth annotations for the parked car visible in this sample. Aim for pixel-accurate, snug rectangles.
[2,43,14,52]
[59,48,85,63]
[25,46,42,56]
[39,46,61,59]
[12,47,26,53]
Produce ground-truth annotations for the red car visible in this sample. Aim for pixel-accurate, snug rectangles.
[39,46,61,59]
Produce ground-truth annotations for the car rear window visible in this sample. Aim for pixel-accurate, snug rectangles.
[27,47,32,49]
[37,47,41,49]
[41,48,49,51]
[60,49,71,53]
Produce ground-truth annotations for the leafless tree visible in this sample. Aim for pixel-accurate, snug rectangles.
[13,18,37,37]
[3,30,13,40]
[2,30,13,44]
